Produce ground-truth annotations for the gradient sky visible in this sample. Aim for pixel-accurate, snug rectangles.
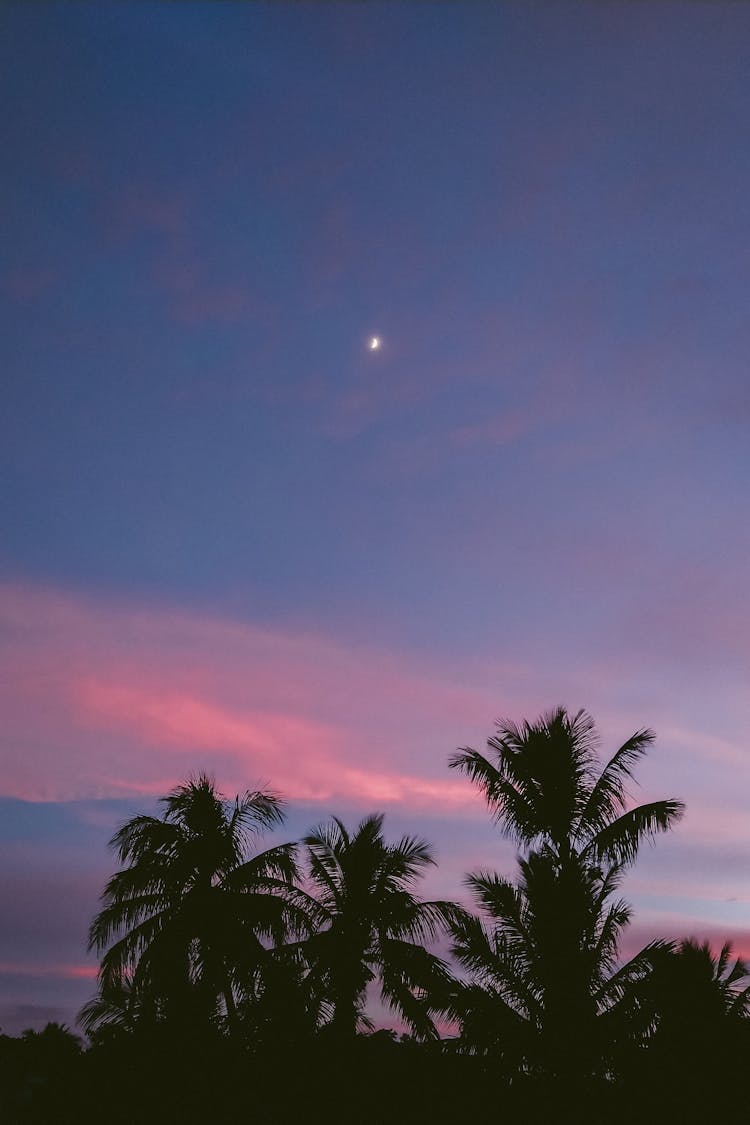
[1,3,749,1035]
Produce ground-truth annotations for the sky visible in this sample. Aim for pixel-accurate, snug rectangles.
[1,2,749,1035]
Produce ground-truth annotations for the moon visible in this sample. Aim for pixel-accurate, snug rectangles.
[367,336,381,351]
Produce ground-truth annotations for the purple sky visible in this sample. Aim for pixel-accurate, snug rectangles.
[1,4,749,1034]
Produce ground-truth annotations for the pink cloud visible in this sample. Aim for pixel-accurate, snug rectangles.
[101,184,189,243]
[2,579,747,957]
[0,582,500,809]
[627,568,750,667]
[678,802,750,846]
[3,268,59,302]
[89,179,273,330]
[173,284,270,325]
[68,674,478,810]
[623,917,750,965]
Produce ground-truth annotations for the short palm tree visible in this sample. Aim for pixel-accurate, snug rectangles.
[85,774,310,1033]
[646,938,750,1033]
[302,813,462,1040]
[631,940,750,1112]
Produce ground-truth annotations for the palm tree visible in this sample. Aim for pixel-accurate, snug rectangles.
[85,774,311,1034]
[645,938,750,1040]
[448,708,684,1080]
[449,707,684,868]
[302,813,462,1041]
[630,940,750,1115]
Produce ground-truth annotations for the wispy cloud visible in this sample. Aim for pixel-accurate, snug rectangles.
[623,916,750,965]
[2,267,59,303]
[0,963,97,981]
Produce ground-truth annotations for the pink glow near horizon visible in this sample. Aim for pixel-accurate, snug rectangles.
[0,963,98,981]
[1,581,748,1028]
[0,582,496,809]
[0,580,746,852]
[622,918,750,966]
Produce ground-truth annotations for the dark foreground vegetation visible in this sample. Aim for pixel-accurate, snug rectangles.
[3,709,748,1123]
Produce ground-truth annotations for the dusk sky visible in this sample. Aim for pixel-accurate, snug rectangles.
[1,3,749,1035]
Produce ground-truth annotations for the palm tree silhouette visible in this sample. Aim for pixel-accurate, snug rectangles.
[302,813,462,1041]
[449,707,684,867]
[645,938,750,1040]
[448,708,684,1081]
[87,774,310,1033]
[630,939,750,1116]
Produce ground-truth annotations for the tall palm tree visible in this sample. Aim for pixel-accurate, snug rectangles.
[302,813,462,1041]
[86,774,310,1034]
[449,707,684,868]
[448,708,684,1080]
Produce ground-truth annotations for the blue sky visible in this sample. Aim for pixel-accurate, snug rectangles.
[1,3,749,1033]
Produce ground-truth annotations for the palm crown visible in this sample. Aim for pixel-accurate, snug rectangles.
[449,707,684,866]
[303,813,462,1040]
[86,774,309,1032]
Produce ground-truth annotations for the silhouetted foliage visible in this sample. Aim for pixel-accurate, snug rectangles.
[2,709,742,1123]
[449,707,684,866]
[625,938,750,1119]
[449,708,685,1088]
[0,1022,84,1123]
[84,774,313,1038]
[450,849,668,1078]
[302,812,463,1039]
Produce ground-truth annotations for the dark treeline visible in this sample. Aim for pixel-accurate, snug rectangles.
[3,709,748,1123]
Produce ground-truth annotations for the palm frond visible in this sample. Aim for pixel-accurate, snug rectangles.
[450,748,543,844]
[227,841,300,889]
[594,939,674,1009]
[581,799,685,866]
[304,826,345,910]
[386,897,466,944]
[378,833,435,887]
[110,816,181,864]
[591,897,633,982]
[379,950,447,1041]
[575,729,655,842]
[88,893,169,953]
[450,910,541,1022]
[230,788,286,841]
[97,906,176,988]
